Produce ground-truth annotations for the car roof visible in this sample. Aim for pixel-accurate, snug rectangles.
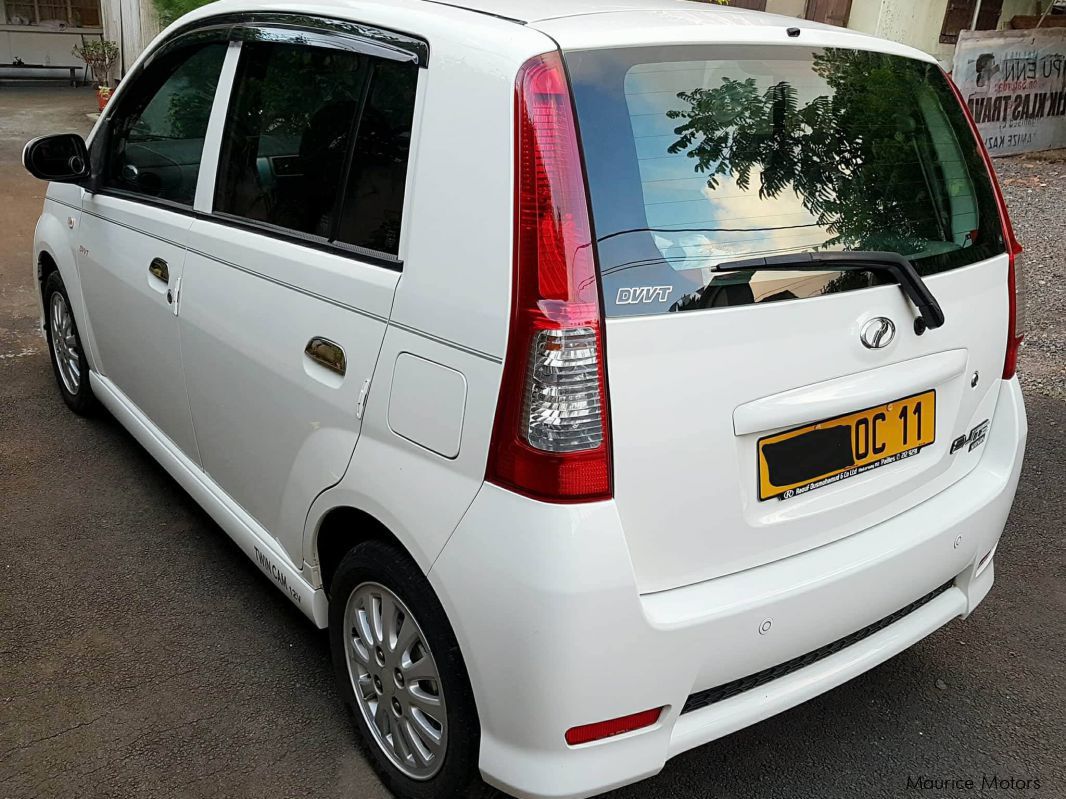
[169,0,938,67]
[421,0,757,24]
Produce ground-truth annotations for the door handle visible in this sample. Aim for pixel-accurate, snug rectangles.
[305,337,346,376]
[149,257,170,283]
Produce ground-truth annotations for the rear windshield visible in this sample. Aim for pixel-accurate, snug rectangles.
[566,46,1006,318]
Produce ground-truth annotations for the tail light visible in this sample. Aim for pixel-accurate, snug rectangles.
[944,70,1025,379]
[485,51,612,502]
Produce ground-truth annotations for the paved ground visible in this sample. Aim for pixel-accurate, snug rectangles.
[1,87,1063,799]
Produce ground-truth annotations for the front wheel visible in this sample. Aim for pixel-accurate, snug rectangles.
[43,271,95,415]
[329,540,485,798]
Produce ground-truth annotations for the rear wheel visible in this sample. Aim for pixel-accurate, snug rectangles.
[43,271,95,415]
[329,540,484,798]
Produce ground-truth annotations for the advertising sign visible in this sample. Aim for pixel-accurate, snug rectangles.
[953,28,1066,156]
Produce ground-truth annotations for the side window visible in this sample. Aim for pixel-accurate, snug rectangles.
[214,42,371,240]
[214,39,418,258]
[104,42,227,206]
[334,60,417,256]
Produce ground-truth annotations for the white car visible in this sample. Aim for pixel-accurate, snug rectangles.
[24,1,1027,797]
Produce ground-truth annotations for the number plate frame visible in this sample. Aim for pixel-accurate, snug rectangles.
[757,390,937,501]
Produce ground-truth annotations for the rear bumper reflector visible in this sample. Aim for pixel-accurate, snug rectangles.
[681,581,954,715]
[565,707,663,746]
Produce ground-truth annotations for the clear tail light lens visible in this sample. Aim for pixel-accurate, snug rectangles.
[524,328,604,452]
[944,69,1025,379]
[485,51,612,502]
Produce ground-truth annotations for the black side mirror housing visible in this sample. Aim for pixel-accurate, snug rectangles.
[23,134,91,183]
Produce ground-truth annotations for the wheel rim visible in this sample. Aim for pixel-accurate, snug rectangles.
[343,582,447,780]
[49,292,81,395]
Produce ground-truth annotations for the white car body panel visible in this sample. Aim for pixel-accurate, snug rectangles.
[432,377,1025,799]
[177,221,398,563]
[605,260,1011,592]
[77,194,200,460]
[26,1,1029,798]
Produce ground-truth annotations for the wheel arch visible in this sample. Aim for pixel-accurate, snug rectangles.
[313,505,415,598]
[34,209,99,371]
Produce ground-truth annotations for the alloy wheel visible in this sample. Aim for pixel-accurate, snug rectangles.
[343,581,448,780]
[49,291,81,395]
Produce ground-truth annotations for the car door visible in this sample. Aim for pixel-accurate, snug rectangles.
[177,26,422,560]
[77,36,229,460]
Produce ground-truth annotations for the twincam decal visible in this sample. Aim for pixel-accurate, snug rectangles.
[616,286,673,305]
[254,545,302,605]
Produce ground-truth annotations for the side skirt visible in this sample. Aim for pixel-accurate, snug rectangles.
[91,371,329,628]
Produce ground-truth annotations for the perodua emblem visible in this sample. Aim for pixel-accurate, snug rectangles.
[860,317,896,349]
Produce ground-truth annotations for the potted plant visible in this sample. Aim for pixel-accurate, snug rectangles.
[72,39,120,111]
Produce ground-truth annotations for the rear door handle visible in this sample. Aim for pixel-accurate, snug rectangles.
[305,337,346,376]
[148,257,170,283]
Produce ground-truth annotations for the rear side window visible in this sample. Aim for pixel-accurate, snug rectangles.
[566,46,1005,317]
[214,41,418,258]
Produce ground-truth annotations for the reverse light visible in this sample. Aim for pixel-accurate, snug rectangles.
[944,70,1026,379]
[565,708,663,746]
[485,51,612,502]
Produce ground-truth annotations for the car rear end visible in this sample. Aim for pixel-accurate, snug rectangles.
[429,10,1027,799]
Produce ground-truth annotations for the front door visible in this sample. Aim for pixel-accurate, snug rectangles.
[78,37,228,460]
[804,0,852,26]
[177,33,419,558]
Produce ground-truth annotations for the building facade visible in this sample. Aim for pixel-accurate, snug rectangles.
[3,0,1061,81]
[0,0,160,82]
[735,0,1051,67]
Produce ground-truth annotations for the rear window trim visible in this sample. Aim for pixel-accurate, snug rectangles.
[565,43,1008,320]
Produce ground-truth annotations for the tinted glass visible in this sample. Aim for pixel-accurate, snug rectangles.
[566,46,1006,317]
[104,42,226,205]
[214,42,370,240]
[334,60,417,256]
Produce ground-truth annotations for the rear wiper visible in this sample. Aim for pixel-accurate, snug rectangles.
[712,251,946,335]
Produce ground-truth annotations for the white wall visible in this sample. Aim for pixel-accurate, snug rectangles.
[766,0,807,16]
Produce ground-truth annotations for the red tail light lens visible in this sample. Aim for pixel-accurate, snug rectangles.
[485,51,612,502]
[944,70,1025,379]
[565,707,663,746]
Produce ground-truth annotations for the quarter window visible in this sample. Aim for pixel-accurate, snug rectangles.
[102,41,227,206]
[214,40,418,259]
[335,59,417,256]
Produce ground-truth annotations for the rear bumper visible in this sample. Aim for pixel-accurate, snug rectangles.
[429,378,1026,799]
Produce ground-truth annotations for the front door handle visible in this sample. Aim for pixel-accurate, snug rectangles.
[148,257,170,283]
[305,337,346,376]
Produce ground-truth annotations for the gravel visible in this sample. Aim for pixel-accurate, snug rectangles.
[994,149,1066,401]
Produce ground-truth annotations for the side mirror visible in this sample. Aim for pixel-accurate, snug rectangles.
[23,134,90,183]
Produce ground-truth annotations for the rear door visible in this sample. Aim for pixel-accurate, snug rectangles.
[567,45,1011,593]
[178,28,421,560]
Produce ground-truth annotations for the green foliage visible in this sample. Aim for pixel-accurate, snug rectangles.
[665,49,947,255]
[152,0,215,25]
[71,39,119,84]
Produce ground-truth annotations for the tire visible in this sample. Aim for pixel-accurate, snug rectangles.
[329,540,486,799]
[42,271,96,416]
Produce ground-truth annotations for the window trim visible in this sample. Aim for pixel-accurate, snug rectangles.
[93,36,230,208]
[88,11,424,270]
[204,211,404,271]
[161,11,429,68]
[208,31,418,266]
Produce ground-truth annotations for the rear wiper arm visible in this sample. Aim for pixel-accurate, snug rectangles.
[712,251,945,335]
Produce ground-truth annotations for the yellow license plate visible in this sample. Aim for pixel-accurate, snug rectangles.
[758,390,936,501]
